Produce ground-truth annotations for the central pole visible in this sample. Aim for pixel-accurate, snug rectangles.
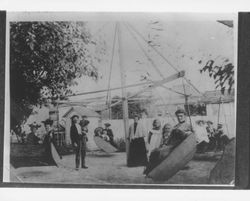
[117,22,130,165]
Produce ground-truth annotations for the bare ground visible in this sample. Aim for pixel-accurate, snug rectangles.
[10,151,217,185]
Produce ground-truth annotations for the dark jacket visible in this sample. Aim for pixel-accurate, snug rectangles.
[104,128,114,141]
[70,124,81,144]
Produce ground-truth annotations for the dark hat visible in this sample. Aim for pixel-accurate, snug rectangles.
[207,120,213,124]
[81,115,87,119]
[81,120,90,127]
[42,119,53,126]
[70,114,79,120]
[104,123,111,127]
[29,122,41,128]
[175,108,186,116]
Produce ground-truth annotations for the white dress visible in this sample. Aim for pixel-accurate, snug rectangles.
[148,129,162,155]
[195,125,209,143]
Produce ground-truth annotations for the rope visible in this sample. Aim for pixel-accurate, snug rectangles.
[182,78,193,130]
[221,102,230,136]
[124,22,186,97]
[217,96,222,126]
[127,22,203,97]
[124,22,165,79]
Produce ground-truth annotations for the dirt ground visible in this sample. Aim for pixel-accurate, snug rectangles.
[10,151,217,185]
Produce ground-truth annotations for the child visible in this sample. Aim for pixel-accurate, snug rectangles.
[101,130,110,142]
[147,119,162,156]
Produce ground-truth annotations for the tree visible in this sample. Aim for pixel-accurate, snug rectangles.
[10,22,99,128]
[200,59,234,94]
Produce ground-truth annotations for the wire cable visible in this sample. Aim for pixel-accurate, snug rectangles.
[127,22,203,96]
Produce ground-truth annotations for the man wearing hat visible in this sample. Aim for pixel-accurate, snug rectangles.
[103,123,116,148]
[26,122,42,144]
[70,115,88,170]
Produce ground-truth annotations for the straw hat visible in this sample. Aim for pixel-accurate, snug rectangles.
[70,114,79,120]
[104,123,111,127]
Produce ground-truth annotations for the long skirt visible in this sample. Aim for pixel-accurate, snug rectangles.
[128,137,148,167]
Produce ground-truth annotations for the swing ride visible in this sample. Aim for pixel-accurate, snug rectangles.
[11,19,235,184]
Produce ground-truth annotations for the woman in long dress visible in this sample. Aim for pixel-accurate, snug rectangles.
[127,114,148,167]
[147,119,162,156]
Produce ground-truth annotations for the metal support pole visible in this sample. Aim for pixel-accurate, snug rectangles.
[118,23,130,165]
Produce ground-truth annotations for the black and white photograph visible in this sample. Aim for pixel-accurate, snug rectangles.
[3,12,237,186]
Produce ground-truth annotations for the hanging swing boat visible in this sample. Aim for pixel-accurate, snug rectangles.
[10,141,60,168]
[93,127,117,153]
[147,133,197,181]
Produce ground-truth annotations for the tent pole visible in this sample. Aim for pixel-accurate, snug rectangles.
[118,23,130,165]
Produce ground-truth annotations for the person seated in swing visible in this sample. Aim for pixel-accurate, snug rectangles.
[161,123,172,146]
[94,127,103,137]
[144,109,194,175]
[214,123,230,151]
[26,122,42,145]
[101,130,110,142]
[206,120,216,151]
[195,120,209,153]
[103,123,117,148]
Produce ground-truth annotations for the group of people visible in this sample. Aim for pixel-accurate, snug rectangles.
[19,119,55,145]
[94,123,117,148]
[127,108,194,175]
[194,119,230,153]
[19,114,91,171]
[16,108,230,173]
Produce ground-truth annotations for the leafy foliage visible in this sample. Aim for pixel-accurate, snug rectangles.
[10,22,99,128]
[200,60,234,94]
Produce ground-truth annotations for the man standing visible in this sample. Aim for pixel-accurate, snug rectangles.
[70,115,88,170]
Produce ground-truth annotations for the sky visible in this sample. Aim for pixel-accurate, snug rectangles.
[67,14,235,104]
